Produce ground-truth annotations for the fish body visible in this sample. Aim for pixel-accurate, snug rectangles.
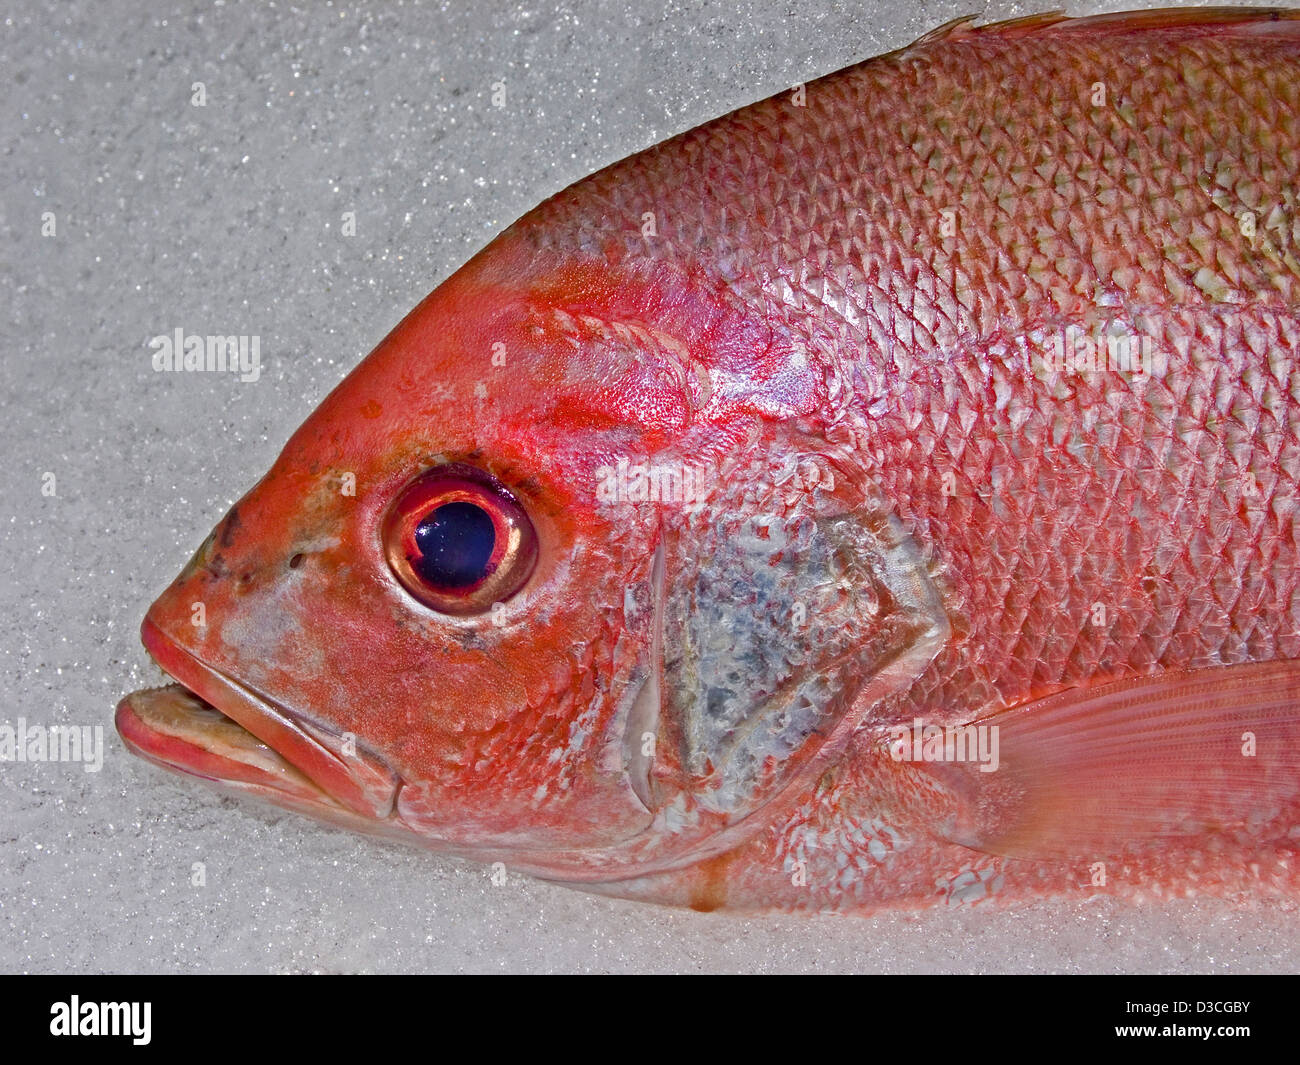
[117,9,1300,913]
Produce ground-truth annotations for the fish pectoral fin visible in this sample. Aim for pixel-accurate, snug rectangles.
[922,660,1300,862]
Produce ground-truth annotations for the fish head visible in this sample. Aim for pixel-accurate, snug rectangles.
[117,228,948,882]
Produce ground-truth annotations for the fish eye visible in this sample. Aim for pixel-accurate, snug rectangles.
[383,465,538,616]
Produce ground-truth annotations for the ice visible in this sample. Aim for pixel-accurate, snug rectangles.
[2,0,1297,973]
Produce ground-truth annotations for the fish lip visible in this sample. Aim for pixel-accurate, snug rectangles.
[114,683,358,819]
[124,616,400,820]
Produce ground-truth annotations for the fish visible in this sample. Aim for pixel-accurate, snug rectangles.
[116,7,1300,914]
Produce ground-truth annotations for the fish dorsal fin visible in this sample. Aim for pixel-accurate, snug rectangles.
[1037,6,1300,35]
[912,14,985,45]
[911,7,1300,48]
[923,660,1300,861]
[914,12,1067,45]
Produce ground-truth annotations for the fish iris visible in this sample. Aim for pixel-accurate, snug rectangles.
[414,501,496,587]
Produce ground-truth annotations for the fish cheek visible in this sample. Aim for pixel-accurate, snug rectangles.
[388,510,667,854]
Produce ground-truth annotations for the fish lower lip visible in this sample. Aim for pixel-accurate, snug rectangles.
[116,682,352,811]
[115,617,399,820]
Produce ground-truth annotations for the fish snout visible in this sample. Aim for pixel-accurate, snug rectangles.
[124,614,400,821]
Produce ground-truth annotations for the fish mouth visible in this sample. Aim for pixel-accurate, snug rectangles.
[115,617,402,831]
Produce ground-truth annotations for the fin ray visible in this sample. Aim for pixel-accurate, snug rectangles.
[928,660,1300,861]
[912,7,1300,48]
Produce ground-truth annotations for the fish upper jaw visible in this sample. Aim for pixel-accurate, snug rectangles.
[117,615,401,822]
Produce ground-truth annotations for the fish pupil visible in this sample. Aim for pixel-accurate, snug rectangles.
[413,501,496,588]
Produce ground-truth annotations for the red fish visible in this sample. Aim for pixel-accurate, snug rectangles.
[117,8,1300,912]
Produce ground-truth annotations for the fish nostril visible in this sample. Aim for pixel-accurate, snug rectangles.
[288,553,304,570]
